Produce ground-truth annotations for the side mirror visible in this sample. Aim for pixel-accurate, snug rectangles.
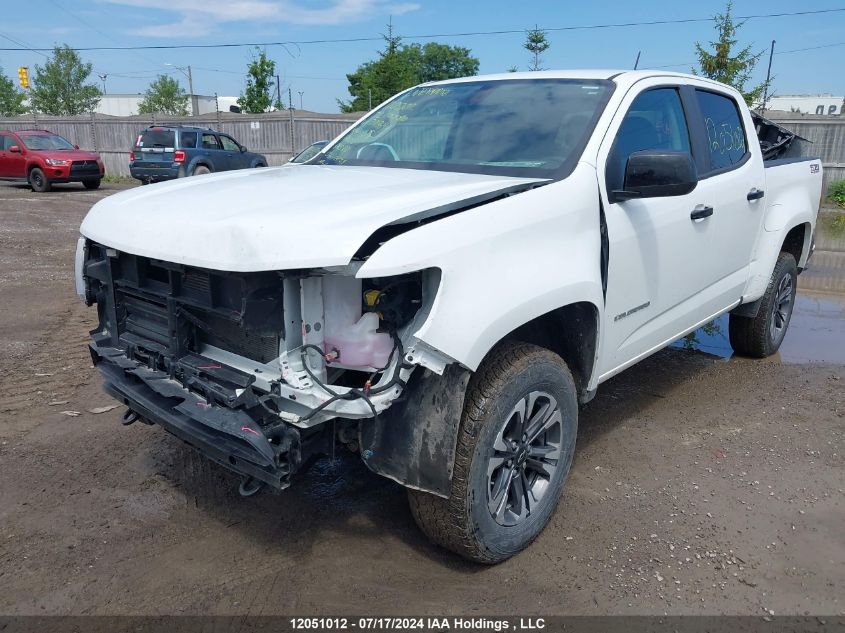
[611,150,697,202]
[73,144,80,150]
[240,145,247,152]
[8,145,21,153]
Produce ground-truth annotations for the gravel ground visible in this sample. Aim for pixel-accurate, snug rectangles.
[0,182,842,616]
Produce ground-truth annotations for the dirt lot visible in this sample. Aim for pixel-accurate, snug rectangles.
[0,182,842,616]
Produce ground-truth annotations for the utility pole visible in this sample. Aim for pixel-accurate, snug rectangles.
[298,91,304,110]
[368,88,372,111]
[288,86,295,156]
[761,40,775,114]
[98,73,107,94]
[187,65,195,116]
[275,75,281,110]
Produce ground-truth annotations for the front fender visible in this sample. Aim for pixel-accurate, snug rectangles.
[358,162,605,372]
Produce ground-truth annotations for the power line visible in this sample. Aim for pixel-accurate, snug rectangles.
[649,39,845,70]
[1,8,843,52]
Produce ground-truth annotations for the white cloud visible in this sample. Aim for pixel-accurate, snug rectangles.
[106,0,421,37]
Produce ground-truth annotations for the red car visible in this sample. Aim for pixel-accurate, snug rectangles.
[0,129,105,192]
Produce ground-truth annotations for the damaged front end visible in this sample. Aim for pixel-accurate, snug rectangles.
[76,238,446,493]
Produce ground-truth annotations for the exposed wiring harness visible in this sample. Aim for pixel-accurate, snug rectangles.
[297,331,407,423]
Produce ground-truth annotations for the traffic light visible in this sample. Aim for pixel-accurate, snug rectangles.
[17,67,29,89]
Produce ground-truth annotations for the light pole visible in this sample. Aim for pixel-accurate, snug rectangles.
[298,91,304,110]
[98,73,107,94]
[165,63,195,115]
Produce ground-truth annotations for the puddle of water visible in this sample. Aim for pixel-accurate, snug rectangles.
[671,291,845,364]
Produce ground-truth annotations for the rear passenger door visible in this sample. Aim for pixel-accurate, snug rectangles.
[687,88,766,297]
[200,132,225,171]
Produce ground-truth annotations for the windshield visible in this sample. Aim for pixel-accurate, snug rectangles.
[321,79,614,178]
[291,141,328,164]
[20,134,75,151]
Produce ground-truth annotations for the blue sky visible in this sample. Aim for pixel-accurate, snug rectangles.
[2,0,844,112]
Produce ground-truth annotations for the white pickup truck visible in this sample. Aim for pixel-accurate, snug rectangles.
[76,70,822,563]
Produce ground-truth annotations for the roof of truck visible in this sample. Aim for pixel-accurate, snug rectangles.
[427,69,719,85]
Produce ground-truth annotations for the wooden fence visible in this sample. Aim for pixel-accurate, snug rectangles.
[765,112,845,193]
[0,111,362,176]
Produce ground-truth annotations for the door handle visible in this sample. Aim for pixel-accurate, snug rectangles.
[690,205,714,221]
[747,188,765,201]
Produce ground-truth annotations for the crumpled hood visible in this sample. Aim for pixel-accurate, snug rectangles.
[80,165,544,271]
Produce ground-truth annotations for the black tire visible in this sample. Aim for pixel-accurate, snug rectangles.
[729,252,798,358]
[408,341,578,564]
[29,168,50,193]
[192,165,211,176]
[83,178,101,190]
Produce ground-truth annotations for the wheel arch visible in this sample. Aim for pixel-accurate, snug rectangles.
[781,222,812,270]
[189,158,212,174]
[502,301,600,403]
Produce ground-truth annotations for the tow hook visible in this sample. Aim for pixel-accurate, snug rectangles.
[238,476,264,497]
[121,408,139,426]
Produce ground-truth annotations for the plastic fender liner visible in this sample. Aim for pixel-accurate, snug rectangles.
[359,364,471,497]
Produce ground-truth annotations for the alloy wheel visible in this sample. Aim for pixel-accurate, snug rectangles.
[487,390,563,527]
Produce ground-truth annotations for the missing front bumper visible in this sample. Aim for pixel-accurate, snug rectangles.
[91,342,304,491]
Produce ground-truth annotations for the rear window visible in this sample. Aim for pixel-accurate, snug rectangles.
[137,129,175,149]
[179,131,198,149]
[695,90,748,171]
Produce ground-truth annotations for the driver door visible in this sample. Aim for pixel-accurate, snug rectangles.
[220,134,248,169]
[597,84,719,378]
[0,133,26,178]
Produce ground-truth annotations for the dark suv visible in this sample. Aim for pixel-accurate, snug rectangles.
[129,126,267,184]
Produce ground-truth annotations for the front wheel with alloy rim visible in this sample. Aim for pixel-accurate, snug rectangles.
[408,342,578,563]
[729,251,798,358]
[29,168,51,193]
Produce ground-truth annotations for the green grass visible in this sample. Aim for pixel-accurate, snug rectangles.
[101,175,137,185]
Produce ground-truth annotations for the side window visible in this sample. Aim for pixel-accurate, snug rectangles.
[0,135,10,150]
[607,88,691,193]
[201,133,221,150]
[695,90,748,171]
[179,132,198,149]
[220,135,240,151]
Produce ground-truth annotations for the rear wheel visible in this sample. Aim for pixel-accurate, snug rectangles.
[83,178,101,190]
[192,165,211,176]
[408,342,578,563]
[729,252,798,357]
[29,168,51,193]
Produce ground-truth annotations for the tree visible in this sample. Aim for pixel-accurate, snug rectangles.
[693,1,767,106]
[0,65,27,116]
[524,26,550,72]
[339,24,479,112]
[405,42,480,83]
[29,45,101,115]
[238,49,281,113]
[138,75,189,116]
